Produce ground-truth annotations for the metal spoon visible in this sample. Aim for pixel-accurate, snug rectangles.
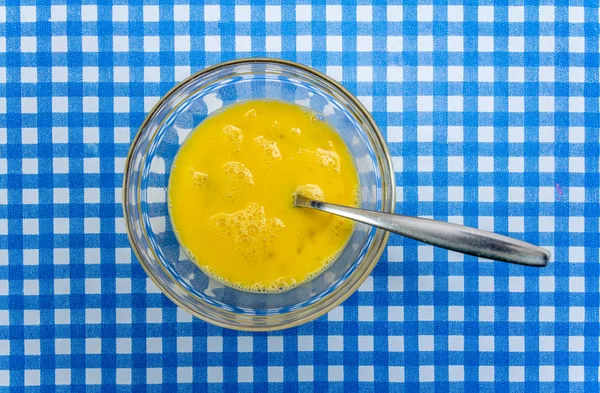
[295,194,550,267]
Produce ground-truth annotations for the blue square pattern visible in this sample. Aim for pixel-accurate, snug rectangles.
[0,0,599,391]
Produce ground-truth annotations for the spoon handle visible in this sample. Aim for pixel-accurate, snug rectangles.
[298,197,549,267]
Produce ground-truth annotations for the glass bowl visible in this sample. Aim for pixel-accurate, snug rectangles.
[123,59,395,331]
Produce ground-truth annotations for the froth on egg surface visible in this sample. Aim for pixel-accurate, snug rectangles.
[168,99,360,293]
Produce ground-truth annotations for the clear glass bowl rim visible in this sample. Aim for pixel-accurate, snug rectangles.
[123,58,395,331]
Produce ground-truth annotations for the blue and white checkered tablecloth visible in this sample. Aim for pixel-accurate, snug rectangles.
[1,0,599,390]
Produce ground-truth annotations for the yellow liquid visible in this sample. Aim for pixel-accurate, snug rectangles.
[168,100,359,293]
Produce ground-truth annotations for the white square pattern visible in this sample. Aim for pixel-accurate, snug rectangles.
[1,3,597,388]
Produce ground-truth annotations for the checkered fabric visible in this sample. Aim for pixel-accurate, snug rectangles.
[1,0,599,390]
